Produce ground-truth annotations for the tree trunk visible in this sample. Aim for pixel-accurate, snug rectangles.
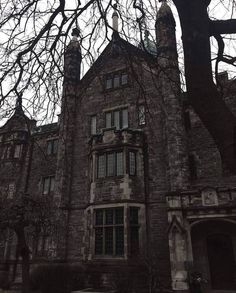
[173,0,236,172]
[16,229,30,293]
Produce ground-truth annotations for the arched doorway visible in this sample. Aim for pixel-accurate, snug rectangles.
[191,220,236,292]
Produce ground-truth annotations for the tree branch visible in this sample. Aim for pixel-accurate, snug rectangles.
[210,19,236,35]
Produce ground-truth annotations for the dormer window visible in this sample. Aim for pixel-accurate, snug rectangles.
[105,71,128,90]
[105,108,128,130]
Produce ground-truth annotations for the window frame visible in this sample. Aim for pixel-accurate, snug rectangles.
[1,144,11,160]
[105,108,128,130]
[90,115,97,135]
[97,151,124,178]
[13,144,23,159]
[94,207,124,256]
[128,150,137,176]
[46,139,58,156]
[92,205,141,258]
[42,175,55,195]
[104,71,128,90]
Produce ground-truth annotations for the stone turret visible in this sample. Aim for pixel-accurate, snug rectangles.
[64,28,82,84]
[55,28,83,258]
[155,0,178,61]
[156,2,189,191]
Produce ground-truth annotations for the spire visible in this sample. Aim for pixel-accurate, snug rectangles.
[67,27,81,51]
[15,92,24,115]
[112,3,119,32]
[64,27,82,83]
[156,1,175,27]
[71,27,80,41]
[155,1,177,55]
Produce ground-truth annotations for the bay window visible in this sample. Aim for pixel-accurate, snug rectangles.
[94,206,141,257]
[96,149,137,178]
[97,151,124,178]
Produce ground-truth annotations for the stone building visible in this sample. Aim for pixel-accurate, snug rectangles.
[0,2,236,293]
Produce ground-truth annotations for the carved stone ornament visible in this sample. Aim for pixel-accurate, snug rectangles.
[201,188,218,206]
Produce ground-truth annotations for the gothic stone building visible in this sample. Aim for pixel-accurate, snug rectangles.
[0,2,236,293]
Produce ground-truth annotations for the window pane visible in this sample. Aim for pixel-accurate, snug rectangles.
[95,209,103,225]
[105,112,112,128]
[53,139,58,154]
[138,105,145,125]
[105,209,113,225]
[8,183,15,199]
[129,151,136,175]
[50,177,55,192]
[113,75,120,88]
[115,227,124,255]
[107,153,115,176]
[105,227,113,255]
[43,178,50,195]
[115,208,124,224]
[95,228,103,255]
[121,73,128,85]
[47,141,53,155]
[97,154,105,178]
[106,77,112,89]
[114,111,120,129]
[14,144,22,158]
[116,152,124,176]
[91,116,97,135]
[2,145,11,159]
[122,109,128,128]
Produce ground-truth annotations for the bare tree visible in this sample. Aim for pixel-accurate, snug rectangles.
[0,193,58,293]
[0,0,236,171]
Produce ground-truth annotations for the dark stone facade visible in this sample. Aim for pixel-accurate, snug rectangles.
[0,2,236,293]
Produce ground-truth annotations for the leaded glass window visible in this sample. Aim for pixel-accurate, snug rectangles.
[129,151,136,176]
[121,73,128,85]
[97,154,105,178]
[94,208,124,256]
[42,176,55,195]
[104,71,128,90]
[113,75,120,88]
[116,152,124,176]
[105,108,128,130]
[97,152,124,178]
[107,153,115,176]
[105,112,112,128]
[91,115,97,135]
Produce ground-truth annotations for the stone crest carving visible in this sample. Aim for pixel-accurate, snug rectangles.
[201,188,218,206]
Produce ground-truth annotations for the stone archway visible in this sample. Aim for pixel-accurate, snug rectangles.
[191,220,236,293]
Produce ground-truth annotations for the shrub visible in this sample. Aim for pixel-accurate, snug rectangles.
[0,270,10,290]
[30,264,86,293]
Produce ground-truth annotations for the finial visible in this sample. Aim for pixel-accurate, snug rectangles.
[15,92,23,114]
[112,2,119,32]
[72,27,80,40]
[144,30,149,39]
